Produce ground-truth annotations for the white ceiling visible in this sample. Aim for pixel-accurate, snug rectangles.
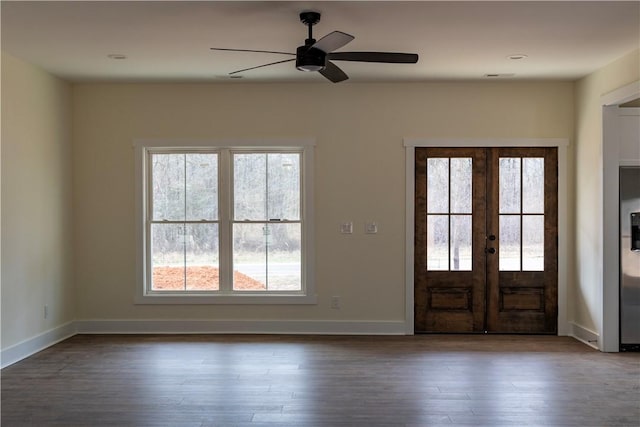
[1,1,639,83]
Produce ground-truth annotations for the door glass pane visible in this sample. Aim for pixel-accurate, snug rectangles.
[185,153,218,221]
[450,158,472,213]
[151,223,185,290]
[499,215,521,271]
[427,215,449,270]
[185,223,219,290]
[267,153,301,221]
[427,158,449,213]
[234,154,267,220]
[499,158,521,213]
[152,153,185,220]
[522,158,544,214]
[523,215,544,271]
[450,215,472,271]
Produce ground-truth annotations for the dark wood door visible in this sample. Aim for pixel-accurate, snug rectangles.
[414,148,487,332]
[415,147,558,333]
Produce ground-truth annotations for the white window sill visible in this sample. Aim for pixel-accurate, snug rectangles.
[134,292,317,305]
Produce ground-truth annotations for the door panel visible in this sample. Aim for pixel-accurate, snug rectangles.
[415,147,558,334]
[486,147,558,333]
[415,148,487,333]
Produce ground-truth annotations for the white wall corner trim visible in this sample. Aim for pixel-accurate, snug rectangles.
[75,319,408,335]
[569,322,600,350]
[600,80,640,352]
[1,322,77,368]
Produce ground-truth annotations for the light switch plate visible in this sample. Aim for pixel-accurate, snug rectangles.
[340,222,353,234]
[365,222,378,234]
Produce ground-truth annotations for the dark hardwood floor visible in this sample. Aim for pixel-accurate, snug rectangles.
[1,334,639,426]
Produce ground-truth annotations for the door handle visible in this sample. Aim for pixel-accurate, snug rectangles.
[485,247,496,254]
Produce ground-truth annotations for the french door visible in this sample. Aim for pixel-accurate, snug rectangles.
[414,147,558,333]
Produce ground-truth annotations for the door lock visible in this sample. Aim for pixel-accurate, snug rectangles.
[485,247,496,254]
[488,235,496,241]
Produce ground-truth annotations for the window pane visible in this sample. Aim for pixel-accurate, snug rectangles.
[232,223,302,291]
[185,153,218,221]
[267,153,300,221]
[427,215,449,270]
[499,158,521,213]
[522,158,544,214]
[499,215,521,271]
[266,223,301,291]
[145,147,308,297]
[233,223,267,291]
[185,223,219,290]
[152,153,185,220]
[151,223,185,290]
[450,158,472,214]
[234,154,266,220]
[427,158,449,213]
[450,215,472,271]
[523,215,544,271]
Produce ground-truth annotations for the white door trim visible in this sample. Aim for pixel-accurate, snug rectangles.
[404,138,569,335]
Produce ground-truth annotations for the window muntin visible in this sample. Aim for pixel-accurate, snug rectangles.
[142,147,309,300]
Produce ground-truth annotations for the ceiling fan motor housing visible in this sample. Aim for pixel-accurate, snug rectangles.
[296,46,326,72]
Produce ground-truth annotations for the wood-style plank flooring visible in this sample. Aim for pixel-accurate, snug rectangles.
[2,334,639,426]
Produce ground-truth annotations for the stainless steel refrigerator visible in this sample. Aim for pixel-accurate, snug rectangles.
[620,166,640,351]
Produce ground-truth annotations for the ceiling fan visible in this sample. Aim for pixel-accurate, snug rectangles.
[211,11,419,83]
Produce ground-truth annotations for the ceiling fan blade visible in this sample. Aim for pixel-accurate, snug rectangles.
[319,61,349,83]
[311,31,355,53]
[211,48,295,56]
[229,58,296,75]
[328,52,419,63]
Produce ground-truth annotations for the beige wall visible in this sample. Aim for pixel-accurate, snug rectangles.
[1,53,75,349]
[72,81,573,322]
[573,49,640,336]
[1,45,636,353]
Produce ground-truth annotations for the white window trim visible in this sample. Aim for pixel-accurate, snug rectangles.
[133,138,316,305]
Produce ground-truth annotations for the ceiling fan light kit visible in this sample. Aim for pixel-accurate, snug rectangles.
[296,48,325,72]
[210,11,419,83]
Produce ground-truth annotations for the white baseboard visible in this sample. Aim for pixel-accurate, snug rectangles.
[569,322,600,350]
[1,319,406,368]
[1,319,600,366]
[76,319,407,335]
[1,322,77,368]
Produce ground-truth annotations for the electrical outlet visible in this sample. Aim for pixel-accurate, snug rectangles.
[331,296,340,309]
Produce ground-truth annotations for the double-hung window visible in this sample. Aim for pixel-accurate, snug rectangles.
[135,140,315,304]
